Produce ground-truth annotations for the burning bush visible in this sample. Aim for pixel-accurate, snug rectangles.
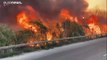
[16,5,106,47]
[16,17,85,47]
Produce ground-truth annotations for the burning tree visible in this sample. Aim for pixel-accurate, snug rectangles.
[30,20,48,40]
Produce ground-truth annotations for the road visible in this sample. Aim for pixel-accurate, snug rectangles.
[1,37,107,60]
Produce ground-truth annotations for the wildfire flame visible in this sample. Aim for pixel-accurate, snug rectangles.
[87,15,101,34]
[17,11,38,33]
[27,38,35,47]
[46,32,53,40]
[16,6,106,47]
[60,9,78,23]
[88,23,101,34]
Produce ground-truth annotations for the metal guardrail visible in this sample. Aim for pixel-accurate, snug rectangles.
[0,36,86,50]
[0,34,106,50]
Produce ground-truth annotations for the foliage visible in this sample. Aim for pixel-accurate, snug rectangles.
[0,24,17,46]
[62,20,85,37]
[16,29,35,43]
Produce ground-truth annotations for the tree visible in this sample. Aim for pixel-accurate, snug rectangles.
[62,20,85,37]
[16,29,35,43]
[70,22,85,36]
[0,24,17,46]
[30,20,48,33]
[30,20,48,40]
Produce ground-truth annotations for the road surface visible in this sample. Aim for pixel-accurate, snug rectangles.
[1,37,107,60]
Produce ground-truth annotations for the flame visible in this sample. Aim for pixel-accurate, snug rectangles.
[17,11,38,33]
[60,9,78,22]
[46,32,53,40]
[60,9,73,20]
[101,24,107,34]
[87,15,101,34]
[17,11,39,47]
[88,23,101,34]
[16,6,106,47]
[27,39,35,47]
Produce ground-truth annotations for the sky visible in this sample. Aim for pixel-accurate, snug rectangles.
[86,0,106,11]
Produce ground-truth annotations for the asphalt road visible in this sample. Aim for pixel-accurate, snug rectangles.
[1,37,107,60]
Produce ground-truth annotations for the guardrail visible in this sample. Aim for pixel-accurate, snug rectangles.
[0,34,106,50]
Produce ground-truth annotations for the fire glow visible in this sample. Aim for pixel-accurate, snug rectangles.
[87,15,101,34]
[60,9,78,23]
[16,5,106,47]
[17,11,38,33]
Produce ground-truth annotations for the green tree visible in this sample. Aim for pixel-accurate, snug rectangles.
[70,22,85,36]
[62,20,85,37]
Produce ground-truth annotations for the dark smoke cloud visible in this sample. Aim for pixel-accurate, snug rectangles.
[0,0,88,20]
[0,0,88,29]
[24,0,88,18]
